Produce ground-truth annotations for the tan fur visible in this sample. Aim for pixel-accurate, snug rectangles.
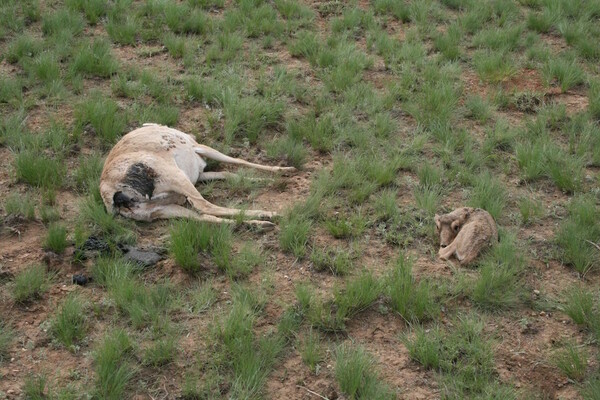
[434,207,498,265]
[100,124,295,228]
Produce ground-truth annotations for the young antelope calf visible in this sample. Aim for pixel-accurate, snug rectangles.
[434,207,498,265]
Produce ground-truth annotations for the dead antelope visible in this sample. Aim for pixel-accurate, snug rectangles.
[434,207,498,265]
[100,124,295,228]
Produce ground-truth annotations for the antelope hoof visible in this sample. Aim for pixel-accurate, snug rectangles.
[247,220,276,230]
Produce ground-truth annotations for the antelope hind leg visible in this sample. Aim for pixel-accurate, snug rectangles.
[160,169,277,219]
[194,145,295,173]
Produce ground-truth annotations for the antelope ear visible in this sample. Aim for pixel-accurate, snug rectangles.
[451,220,460,231]
[434,214,441,230]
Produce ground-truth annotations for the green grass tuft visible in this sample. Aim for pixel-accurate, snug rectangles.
[42,9,85,37]
[554,343,588,382]
[4,192,36,220]
[44,224,68,253]
[542,56,585,92]
[335,343,395,399]
[12,264,49,304]
[279,213,311,258]
[387,255,436,323]
[556,196,600,275]
[169,220,233,274]
[405,315,509,397]
[23,374,48,400]
[106,15,139,45]
[0,321,14,363]
[468,172,506,220]
[91,257,137,287]
[75,93,127,145]
[15,151,65,189]
[299,329,322,373]
[94,329,136,400]
[51,294,88,349]
[143,338,177,367]
[72,39,119,78]
[471,233,525,310]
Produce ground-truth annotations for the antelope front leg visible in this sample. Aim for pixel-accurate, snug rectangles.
[438,242,457,260]
[148,204,275,229]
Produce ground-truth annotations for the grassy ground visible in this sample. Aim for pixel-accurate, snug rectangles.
[1,0,600,398]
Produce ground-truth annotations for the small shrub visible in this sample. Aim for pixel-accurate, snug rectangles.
[582,376,600,400]
[12,264,48,303]
[404,326,441,369]
[374,189,399,221]
[414,186,441,215]
[589,81,600,121]
[434,23,462,60]
[66,0,107,24]
[78,196,135,249]
[109,279,174,329]
[38,205,59,223]
[169,220,207,272]
[0,78,22,106]
[325,213,366,239]
[562,286,598,334]
[473,50,516,83]
[404,315,498,397]
[169,220,232,273]
[545,146,584,194]
[527,10,554,33]
[229,243,263,280]
[74,153,104,193]
[515,140,546,181]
